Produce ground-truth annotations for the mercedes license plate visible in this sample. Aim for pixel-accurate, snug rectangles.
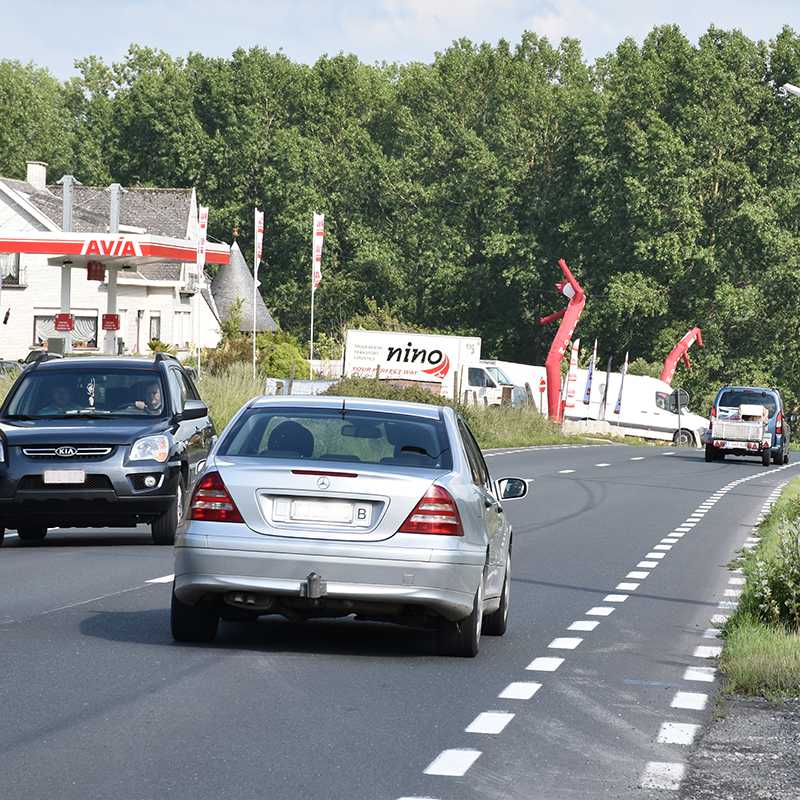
[273,498,372,527]
[43,470,86,485]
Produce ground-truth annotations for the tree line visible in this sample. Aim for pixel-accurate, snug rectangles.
[2,25,800,407]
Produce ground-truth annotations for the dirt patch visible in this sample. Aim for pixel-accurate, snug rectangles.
[682,695,800,799]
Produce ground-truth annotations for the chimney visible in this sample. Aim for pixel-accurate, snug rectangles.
[26,161,48,190]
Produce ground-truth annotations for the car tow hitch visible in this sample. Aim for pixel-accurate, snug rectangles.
[299,572,327,599]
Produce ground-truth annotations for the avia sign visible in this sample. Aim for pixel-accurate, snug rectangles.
[81,237,142,258]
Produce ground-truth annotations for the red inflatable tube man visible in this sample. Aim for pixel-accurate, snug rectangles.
[539,259,586,422]
[660,327,704,385]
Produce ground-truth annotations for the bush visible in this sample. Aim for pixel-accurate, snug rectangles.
[323,376,575,448]
[202,331,307,378]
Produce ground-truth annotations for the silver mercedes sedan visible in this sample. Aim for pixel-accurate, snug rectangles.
[171,396,528,656]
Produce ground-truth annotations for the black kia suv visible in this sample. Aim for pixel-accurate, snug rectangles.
[0,354,214,545]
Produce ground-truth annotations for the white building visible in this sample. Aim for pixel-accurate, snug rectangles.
[0,161,224,360]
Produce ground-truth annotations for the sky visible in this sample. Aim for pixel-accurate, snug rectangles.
[3,0,799,78]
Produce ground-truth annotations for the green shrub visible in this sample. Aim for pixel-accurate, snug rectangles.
[323,376,575,448]
[202,331,307,378]
[147,338,177,355]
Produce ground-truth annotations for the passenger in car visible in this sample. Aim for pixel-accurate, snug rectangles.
[38,384,76,415]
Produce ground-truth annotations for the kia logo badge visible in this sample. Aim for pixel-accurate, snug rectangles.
[316,476,331,490]
[55,446,77,458]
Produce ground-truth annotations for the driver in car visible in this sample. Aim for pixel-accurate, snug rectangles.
[133,381,164,415]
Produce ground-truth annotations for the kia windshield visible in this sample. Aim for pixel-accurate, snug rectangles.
[3,370,169,419]
[219,407,453,470]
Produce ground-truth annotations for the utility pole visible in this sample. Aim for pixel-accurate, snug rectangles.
[58,174,75,353]
[104,183,122,355]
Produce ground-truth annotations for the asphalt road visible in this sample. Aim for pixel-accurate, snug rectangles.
[0,443,793,800]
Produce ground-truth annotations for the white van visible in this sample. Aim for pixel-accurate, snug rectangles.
[485,359,708,446]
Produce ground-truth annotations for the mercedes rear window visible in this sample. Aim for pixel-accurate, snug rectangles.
[219,407,453,470]
[717,389,778,417]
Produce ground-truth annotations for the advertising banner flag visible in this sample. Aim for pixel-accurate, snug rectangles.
[311,212,324,290]
[196,206,209,272]
[583,338,597,405]
[614,351,629,415]
[564,338,580,410]
[254,208,264,277]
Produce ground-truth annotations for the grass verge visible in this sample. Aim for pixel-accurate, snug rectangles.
[197,362,264,432]
[721,478,800,698]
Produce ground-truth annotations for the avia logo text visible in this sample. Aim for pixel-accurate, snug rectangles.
[81,238,141,258]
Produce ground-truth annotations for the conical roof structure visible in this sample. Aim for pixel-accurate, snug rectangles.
[210,241,277,333]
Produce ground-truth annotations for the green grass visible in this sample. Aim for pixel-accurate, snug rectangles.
[721,477,800,698]
[721,617,800,698]
[197,362,265,432]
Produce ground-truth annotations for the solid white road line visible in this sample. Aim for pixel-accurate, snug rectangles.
[498,682,541,700]
[465,711,514,735]
[657,722,700,746]
[616,582,639,591]
[693,645,722,658]
[640,761,685,790]
[671,691,708,710]
[145,574,175,584]
[603,594,628,602]
[526,657,564,672]
[424,749,481,777]
[548,637,582,650]
[587,607,615,616]
[568,620,599,631]
[684,666,716,683]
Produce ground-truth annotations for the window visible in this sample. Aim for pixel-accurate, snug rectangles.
[4,369,167,418]
[149,312,161,342]
[458,418,491,490]
[219,407,453,470]
[174,311,191,347]
[468,368,490,388]
[656,392,670,411]
[0,253,20,286]
[718,389,778,417]
[33,315,97,349]
[169,368,198,412]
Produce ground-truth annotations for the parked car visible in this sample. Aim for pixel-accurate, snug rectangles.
[171,396,529,656]
[704,386,790,466]
[0,353,214,545]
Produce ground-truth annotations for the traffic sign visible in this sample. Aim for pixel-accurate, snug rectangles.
[54,313,74,332]
[539,377,546,393]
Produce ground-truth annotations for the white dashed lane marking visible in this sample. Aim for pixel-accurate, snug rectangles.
[595,463,611,467]
[603,594,628,602]
[646,552,666,560]
[693,646,722,659]
[465,712,514,735]
[637,561,659,568]
[587,606,615,617]
[640,762,686,790]
[424,749,481,777]
[657,722,700,746]
[684,666,716,683]
[558,469,575,474]
[568,620,599,631]
[498,682,541,700]
[626,571,649,579]
[630,456,645,461]
[671,691,708,710]
[145,574,175,584]
[548,637,582,650]
[526,657,564,672]
[616,582,639,591]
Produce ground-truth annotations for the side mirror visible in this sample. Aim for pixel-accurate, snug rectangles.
[790,414,798,425]
[177,399,208,421]
[498,477,529,500]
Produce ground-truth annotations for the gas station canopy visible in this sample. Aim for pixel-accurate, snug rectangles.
[0,230,229,269]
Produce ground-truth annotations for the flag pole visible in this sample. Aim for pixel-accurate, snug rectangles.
[309,284,315,380]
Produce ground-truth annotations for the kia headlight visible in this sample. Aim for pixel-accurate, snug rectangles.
[130,435,170,463]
